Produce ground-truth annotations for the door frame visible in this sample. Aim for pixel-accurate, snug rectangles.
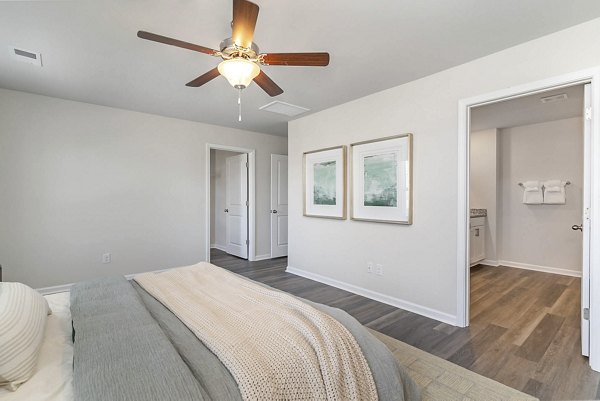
[456,67,600,371]
[206,144,256,262]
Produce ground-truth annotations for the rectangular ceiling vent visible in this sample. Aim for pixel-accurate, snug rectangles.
[10,46,42,66]
[259,101,309,117]
[540,93,567,104]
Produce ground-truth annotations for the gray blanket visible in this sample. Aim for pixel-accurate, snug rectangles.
[70,277,210,401]
[71,275,420,401]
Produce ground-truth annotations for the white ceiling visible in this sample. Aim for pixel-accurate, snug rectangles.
[1,1,600,136]
[471,85,584,131]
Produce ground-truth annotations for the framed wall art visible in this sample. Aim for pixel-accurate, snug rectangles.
[303,145,346,219]
[350,134,413,224]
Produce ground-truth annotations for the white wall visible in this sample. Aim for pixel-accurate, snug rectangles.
[288,18,600,322]
[0,89,287,288]
[470,129,499,263]
[210,149,243,251]
[498,117,583,273]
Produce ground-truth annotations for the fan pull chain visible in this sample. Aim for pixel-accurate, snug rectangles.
[238,88,242,122]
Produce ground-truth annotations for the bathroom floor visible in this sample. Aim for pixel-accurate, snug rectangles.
[463,264,597,400]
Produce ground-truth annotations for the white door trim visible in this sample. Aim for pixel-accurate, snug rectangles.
[457,67,600,372]
[206,144,256,262]
[583,83,592,356]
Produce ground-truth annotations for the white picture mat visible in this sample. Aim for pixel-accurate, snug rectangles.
[304,147,345,218]
[352,136,411,222]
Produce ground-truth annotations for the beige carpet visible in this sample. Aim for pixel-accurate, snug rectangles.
[369,329,538,401]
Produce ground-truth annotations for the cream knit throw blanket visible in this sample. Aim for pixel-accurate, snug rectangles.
[134,263,378,401]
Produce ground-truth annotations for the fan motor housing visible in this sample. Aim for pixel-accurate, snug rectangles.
[219,38,259,60]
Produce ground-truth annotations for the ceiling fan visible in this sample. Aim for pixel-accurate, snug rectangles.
[137,0,330,99]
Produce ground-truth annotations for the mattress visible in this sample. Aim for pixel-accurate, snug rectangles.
[0,292,73,401]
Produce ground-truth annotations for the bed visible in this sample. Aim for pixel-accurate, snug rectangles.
[1,262,420,401]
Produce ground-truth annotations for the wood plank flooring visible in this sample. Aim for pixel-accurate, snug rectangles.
[210,249,600,400]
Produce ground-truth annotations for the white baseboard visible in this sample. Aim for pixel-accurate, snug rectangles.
[36,283,74,296]
[480,259,500,267]
[210,244,227,252]
[124,267,174,280]
[254,254,272,261]
[497,260,582,277]
[470,259,499,267]
[286,266,457,326]
[37,253,276,295]
[36,266,178,295]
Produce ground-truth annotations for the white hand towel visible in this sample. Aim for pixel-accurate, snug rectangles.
[522,180,543,204]
[543,180,566,204]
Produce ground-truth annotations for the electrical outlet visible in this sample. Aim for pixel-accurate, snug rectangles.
[102,253,111,264]
[367,262,373,273]
[375,264,383,276]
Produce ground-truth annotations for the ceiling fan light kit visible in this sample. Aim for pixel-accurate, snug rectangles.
[218,58,260,89]
[137,0,330,121]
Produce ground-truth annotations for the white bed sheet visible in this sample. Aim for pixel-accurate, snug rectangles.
[0,292,74,401]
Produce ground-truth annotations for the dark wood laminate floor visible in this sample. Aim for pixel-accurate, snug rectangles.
[210,249,600,400]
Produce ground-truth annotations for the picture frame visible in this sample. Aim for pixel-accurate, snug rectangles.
[303,145,347,219]
[350,134,413,224]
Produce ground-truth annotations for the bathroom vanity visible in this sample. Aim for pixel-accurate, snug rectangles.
[470,209,487,265]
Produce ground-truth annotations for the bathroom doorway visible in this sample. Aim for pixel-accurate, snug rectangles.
[456,77,597,397]
[457,69,600,375]
[468,82,587,349]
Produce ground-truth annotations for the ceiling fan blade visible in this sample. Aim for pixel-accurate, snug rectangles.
[232,0,259,49]
[261,52,330,66]
[186,68,221,87]
[137,31,217,56]
[253,70,283,97]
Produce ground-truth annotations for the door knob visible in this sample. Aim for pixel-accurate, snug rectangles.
[224,209,229,213]
[272,210,278,214]
[572,224,583,231]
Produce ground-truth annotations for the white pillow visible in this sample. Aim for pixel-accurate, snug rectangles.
[0,282,50,391]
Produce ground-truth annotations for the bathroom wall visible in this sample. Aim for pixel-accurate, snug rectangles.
[470,129,499,263]
[497,117,583,274]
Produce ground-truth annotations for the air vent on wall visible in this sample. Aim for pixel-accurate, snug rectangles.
[259,101,309,117]
[540,93,567,104]
[10,46,42,66]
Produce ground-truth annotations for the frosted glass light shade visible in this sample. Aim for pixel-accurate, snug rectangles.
[218,58,260,89]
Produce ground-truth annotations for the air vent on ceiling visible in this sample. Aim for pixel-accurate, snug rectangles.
[259,101,309,117]
[540,93,567,104]
[10,46,42,66]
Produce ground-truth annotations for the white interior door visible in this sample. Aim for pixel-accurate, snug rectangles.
[225,153,248,259]
[581,83,592,356]
[270,154,288,258]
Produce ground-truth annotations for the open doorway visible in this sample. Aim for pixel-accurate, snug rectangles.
[457,80,599,396]
[210,149,248,259]
[457,69,600,378]
[206,144,256,262]
[472,82,586,330]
